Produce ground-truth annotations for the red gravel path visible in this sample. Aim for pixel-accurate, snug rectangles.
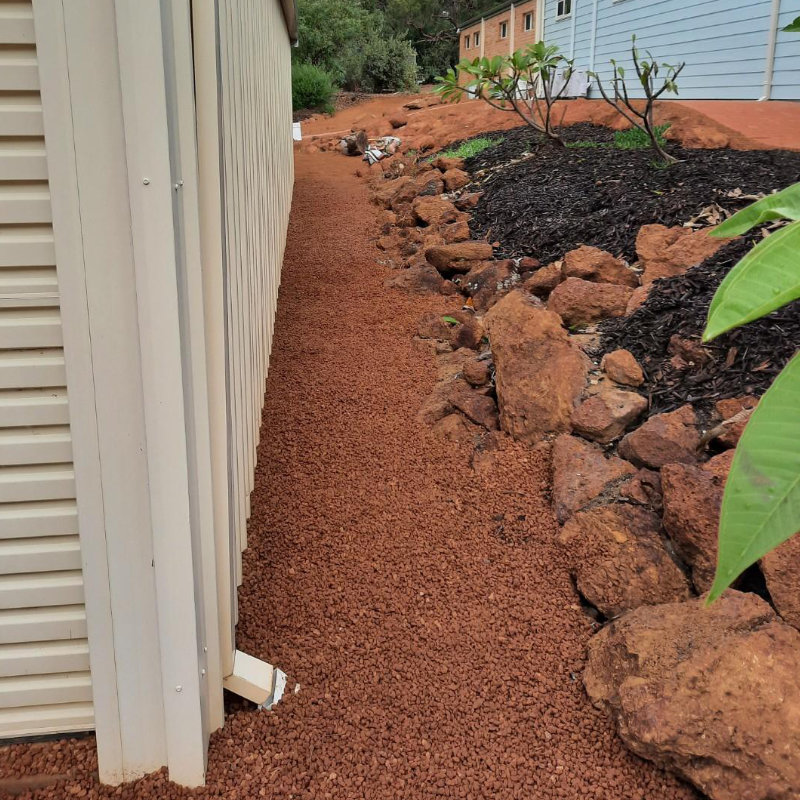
[0,151,698,800]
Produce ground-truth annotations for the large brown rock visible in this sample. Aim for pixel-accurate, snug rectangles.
[618,404,700,469]
[461,259,517,312]
[462,358,491,387]
[551,434,636,523]
[584,591,800,800]
[455,191,482,210]
[626,285,651,314]
[412,196,459,226]
[484,291,589,443]
[636,224,729,285]
[425,241,493,276]
[601,349,644,387]
[433,156,464,172]
[414,171,445,198]
[558,504,691,617]
[390,172,444,209]
[761,535,800,631]
[713,395,758,448]
[620,468,663,510]
[523,261,563,297]
[440,220,471,244]
[417,377,498,431]
[449,316,484,350]
[386,264,451,295]
[571,387,648,444]
[562,245,639,287]
[661,462,725,592]
[442,168,470,192]
[548,278,633,326]
[373,175,413,208]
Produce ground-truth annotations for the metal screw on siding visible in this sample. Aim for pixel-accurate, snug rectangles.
[173,179,184,191]
[175,685,183,693]
[142,178,150,185]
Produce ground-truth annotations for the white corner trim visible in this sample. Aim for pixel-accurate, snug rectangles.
[113,0,207,787]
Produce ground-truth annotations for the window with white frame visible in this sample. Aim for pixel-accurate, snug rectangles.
[556,0,572,18]
[500,20,507,38]
[464,34,470,49]
[524,11,533,30]
[473,31,480,47]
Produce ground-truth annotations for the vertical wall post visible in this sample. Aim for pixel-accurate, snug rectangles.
[112,0,209,785]
[762,0,782,100]
[480,17,485,56]
[509,4,515,54]
[192,0,237,690]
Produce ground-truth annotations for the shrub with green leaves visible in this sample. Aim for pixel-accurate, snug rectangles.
[434,42,575,144]
[359,35,418,93]
[703,182,800,602]
[589,36,683,165]
[294,0,418,93]
[292,62,336,112]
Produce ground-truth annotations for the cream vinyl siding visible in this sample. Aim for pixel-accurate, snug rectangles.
[218,0,293,583]
[0,0,92,738]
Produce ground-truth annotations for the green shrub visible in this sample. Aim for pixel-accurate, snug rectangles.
[359,34,418,93]
[614,124,670,150]
[294,0,418,93]
[292,62,336,112]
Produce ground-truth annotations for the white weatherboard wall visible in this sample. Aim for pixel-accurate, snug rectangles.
[0,0,295,788]
[218,0,294,596]
[0,0,92,738]
[543,0,800,100]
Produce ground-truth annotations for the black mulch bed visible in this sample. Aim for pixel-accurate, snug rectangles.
[465,124,800,263]
[598,237,800,417]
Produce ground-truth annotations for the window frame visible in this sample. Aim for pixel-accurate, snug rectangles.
[499,20,507,38]
[523,11,533,31]
[473,31,480,47]
[556,0,572,19]
[464,34,470,49]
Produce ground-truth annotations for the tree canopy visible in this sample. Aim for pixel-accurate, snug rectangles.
[293,0,501,93]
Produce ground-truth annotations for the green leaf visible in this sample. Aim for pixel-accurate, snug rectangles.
[703,220,800,340]
[707,353,800,601]
[441,315,459,325]
[784,15,800,32]
[711,182,800,237]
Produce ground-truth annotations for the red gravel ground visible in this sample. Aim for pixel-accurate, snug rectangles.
[0,151,699,800]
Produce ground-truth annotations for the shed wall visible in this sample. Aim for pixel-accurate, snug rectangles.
[218,0,294,594]
[0,0,92,738]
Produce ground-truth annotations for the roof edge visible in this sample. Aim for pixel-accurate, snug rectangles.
[458,0,516,32]
[280,0,298,44]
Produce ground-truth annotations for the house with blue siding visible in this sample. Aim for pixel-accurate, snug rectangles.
[542,0,800,100]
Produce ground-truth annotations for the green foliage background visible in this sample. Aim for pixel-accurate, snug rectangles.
[291,62,336,112]
[292,0,501,107]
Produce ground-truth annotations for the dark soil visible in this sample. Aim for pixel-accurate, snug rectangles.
[466,124,800,263]
[599,236,800,416]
